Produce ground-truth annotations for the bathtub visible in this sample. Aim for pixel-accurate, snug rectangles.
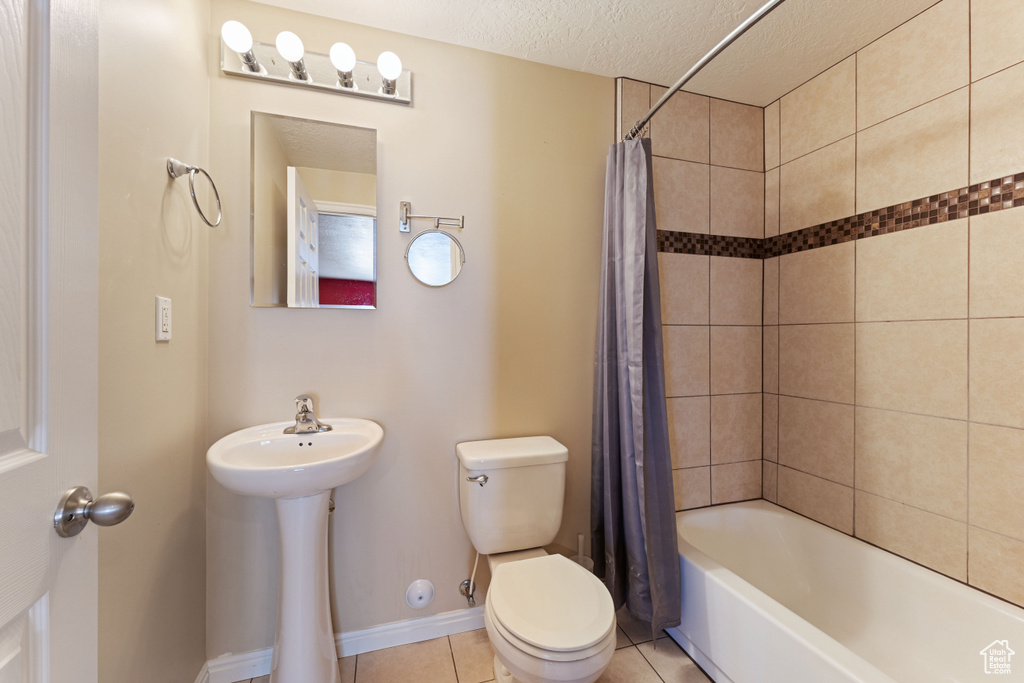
[665,500,1024,682]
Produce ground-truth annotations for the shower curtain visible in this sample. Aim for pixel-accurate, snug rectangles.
[591,138,681,638]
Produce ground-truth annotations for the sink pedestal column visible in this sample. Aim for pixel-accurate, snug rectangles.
[271,490,341,683]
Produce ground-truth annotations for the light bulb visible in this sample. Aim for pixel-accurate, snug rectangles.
[221,20,253,54]
[275,31,305,63]
[330,43,357,73]
[377,51,402,81]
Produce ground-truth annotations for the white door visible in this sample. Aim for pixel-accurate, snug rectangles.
[0,1,100,681]
[287,167,320,308]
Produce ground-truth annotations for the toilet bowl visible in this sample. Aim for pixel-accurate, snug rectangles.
[483,554,615,683]
[456,437,617,683]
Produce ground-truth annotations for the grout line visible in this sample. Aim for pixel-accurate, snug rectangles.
[966,0,973,583]
[446,635,459,683]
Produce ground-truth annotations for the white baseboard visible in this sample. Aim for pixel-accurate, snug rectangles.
[193,662,210,683]
[203,606,485,683]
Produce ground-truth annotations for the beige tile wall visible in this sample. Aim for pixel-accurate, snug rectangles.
[766,0,1024,607]
[621,78,764,511]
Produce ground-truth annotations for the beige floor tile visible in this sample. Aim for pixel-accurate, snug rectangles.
[969,423,1024,542]
[251,676,269,683]
[855,407,967,521]
[778,323,855,404]
[780,242,855,324]
[658,253,709,325]
[710,326,761,395]
[662,326,710,398]
[673,466,710,511]
[341,656,356,683]
[780,56,856,164]
[615,625,631,650]
[763,461,778,503]
[855,491,967,580]
[653,157,710,235]
[449,628,494,683]
[637,637,713,682]
[857,88,969,213]
[970,204,1024,319]
[710,166,764,238]
[615,607,656,645]
[764,100,780,171]
[711,394,761,464]
[763,325,778,393]
[763,257,779,324]
[970,318,1024,429]
[710,257,762,325]
[778,465,853,534]
[971,61,1024,183]
[856,320,968,420]
[972,0,1024,81]
[650,87,710,163]
[780,137,856,233]
[710,98,763,172]
[856,220,968,322]
[764,167,780,238]
[856,0,969,130]
[711,460,761,504]
[597,645,662,683]
[668,396,711,469]
[763,393,778,463]
[619,79,651,139]
[778,396,854,486]
[355,636,457,683]
[969,527,1024,607]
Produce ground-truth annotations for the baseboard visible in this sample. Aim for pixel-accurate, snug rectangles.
[204,606,485,683]
[193,662,210,683]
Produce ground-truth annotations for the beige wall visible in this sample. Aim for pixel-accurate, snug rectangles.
[763,0,1024,607]
[252,114,289,304]
[618,79,765,512]
[206,0,611,658]
[97,0,211,680]
[298,168,377,207]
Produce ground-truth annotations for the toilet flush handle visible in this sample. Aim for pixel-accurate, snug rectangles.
[466,474,488,487]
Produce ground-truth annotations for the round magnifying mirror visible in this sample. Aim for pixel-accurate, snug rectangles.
[405,229,465,287]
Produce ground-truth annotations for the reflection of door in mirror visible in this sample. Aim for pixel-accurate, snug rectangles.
[286,167,319,308]
[251,112,377,309]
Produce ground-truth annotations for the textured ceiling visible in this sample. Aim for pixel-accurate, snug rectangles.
[264,113,377,174]
[252,0,939,106]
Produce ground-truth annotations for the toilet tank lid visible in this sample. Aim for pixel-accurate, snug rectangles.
[456,436,568,470]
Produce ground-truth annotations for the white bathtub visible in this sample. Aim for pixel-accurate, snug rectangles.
[665,500,1024,682]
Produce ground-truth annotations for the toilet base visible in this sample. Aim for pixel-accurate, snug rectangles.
[494,655,515,683]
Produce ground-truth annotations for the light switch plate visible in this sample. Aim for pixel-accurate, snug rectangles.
[156,296,172,342]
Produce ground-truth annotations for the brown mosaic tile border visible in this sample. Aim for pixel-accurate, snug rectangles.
[657,231,763,259]
[657,173,1024,259]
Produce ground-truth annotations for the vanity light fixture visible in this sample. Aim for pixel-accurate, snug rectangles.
[219,23,412,105]
[377,51,402,96]
[330,43,357,89]
[221,20,260,73]
[276,31,308,81]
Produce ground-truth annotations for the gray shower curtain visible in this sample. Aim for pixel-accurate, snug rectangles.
[591,138,681,638]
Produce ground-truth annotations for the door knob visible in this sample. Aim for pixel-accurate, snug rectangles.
[54,486,135,538]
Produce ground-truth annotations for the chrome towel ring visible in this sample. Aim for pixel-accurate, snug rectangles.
[166,157,222,227]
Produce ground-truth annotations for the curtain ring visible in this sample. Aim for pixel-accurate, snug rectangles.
[166,157,222,227]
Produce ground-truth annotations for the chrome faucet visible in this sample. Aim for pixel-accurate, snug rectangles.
[284,394,332,434]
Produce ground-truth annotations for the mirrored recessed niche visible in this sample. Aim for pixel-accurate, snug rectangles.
[251,112,377,309]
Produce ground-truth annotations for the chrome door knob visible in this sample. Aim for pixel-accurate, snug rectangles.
[54,486,135,538]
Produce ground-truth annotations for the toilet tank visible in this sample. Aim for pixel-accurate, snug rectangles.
[457,436,568,555]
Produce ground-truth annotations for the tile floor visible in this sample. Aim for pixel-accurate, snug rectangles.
[240,610,713,683]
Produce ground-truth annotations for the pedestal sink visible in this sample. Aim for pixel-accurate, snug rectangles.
[207,418,384,683]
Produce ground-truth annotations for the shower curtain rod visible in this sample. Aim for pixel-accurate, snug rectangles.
[624,0,789,141]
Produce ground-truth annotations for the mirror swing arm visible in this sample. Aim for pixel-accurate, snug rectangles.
[398,200,463,233]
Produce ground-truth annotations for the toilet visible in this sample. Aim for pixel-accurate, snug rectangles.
[457,436,616,683]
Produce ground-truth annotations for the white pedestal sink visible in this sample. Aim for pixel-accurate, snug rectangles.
[207,418,384,683]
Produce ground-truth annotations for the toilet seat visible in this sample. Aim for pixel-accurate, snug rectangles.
[487,554,615,658]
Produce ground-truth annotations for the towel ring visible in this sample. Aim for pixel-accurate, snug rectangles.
[166,157,222,228]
